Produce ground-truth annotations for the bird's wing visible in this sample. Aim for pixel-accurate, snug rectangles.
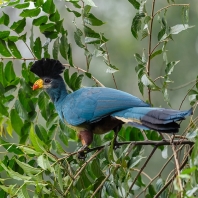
[61,87,150,126]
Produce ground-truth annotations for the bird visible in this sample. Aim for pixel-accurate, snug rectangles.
[30,58,192,155]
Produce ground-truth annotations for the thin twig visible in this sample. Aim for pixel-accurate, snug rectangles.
[91,164,120,198]
[169,79,197,91]
[63,63,105,87]
[81,1,91,72]
[131,168,152,181]
[171,141,183,195]
[153,4,190,18]
[146,0,156,104]
[135,144,186,198]
[126,146,158,198]
[154,145,193,198]
[64,148,103,196]
[179,81,197,110]
[104,42,118,89]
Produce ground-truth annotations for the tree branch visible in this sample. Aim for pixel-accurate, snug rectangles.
[154,145,194,198]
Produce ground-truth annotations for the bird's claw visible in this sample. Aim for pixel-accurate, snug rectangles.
[113,140,120,150]
[77,146,90,160]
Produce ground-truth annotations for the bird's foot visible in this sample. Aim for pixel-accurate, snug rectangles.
[77,145,90,160]
[113,140,120,150]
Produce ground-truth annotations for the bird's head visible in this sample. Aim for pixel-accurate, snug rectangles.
[30,58,65,91]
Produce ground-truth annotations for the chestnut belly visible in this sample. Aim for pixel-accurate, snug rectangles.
[90,116,123,134]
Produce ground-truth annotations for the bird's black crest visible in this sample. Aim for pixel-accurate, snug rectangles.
[30,58,65,78]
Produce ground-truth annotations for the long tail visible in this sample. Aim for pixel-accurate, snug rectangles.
[111,107,192,133]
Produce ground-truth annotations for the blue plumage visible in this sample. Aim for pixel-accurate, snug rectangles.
[30,59,192,148]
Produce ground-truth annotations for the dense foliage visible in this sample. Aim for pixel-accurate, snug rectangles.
[0,0,197,197]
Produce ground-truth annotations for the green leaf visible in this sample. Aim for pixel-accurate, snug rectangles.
[85,37,101,44]
[0,12,9,26]
[0,102,8,117]
[69,72,78,90]
[38,92,50,120]
[10,109,23,136]
[141,73,160,90]
[105,62,119,74]
[75,74,84,90]
[64,69,70,85]
[83,0,97,7]
[0,31,10,39]
[10,18,26,34]
[170,24,194,35]
[39,23,55,33]
[0,39,11,57]
[59,33,69,60]
[34,0,44,7]
[56,165,63,191]
[52,140,65,154]
[49,10,60,22]
[74,30,84,48]
[85,72,92,78]
[33,37,42,59]
[18,185,30,198]
[0,62,6,86]
[59,132,68,146]
[5,119,12,137]
[19,33,27,42]
[156,178,163,191]
[42,0,56,14]
[131,13,145,39]
[29,26,34,52]
[67,44,73,67]
[158,27,166,41]
[0,184,17,195]
[150,49,162,59]
[14,2,30,9]
[29,124,45,153]
[8,36,18,42]
[19,146,41,156]
[91,159,103,178]
[65,6,81,17]
[148,185,156,196]
[18,89,34,113]
[15,158,41,175]
[4,61,16,82]
[0,162,31,181]
[0,139,23,154]
[6,0,20,6]
[84,25,108,43]
[37,155,48,170]
[84,13,104,26]
[134,53,146,65]
[52,37,59,59]
[20,8,41,18]
[7,40,22,58]
[84,5,91,15]
[33,16,48,26]
[165,61,180,75]
[128,0,140,9]
[141,29,148,40]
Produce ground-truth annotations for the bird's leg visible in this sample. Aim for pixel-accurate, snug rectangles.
[113,124,122,149]
[77,130,93,159]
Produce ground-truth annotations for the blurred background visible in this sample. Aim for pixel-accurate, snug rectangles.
[1,0,197,186]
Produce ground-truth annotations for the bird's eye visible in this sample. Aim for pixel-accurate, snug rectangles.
[44,79,51,83]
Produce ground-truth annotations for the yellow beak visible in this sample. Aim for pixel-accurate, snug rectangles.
[32,79,43,90]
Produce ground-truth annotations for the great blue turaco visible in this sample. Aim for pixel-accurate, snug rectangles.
[30,58,192,157]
